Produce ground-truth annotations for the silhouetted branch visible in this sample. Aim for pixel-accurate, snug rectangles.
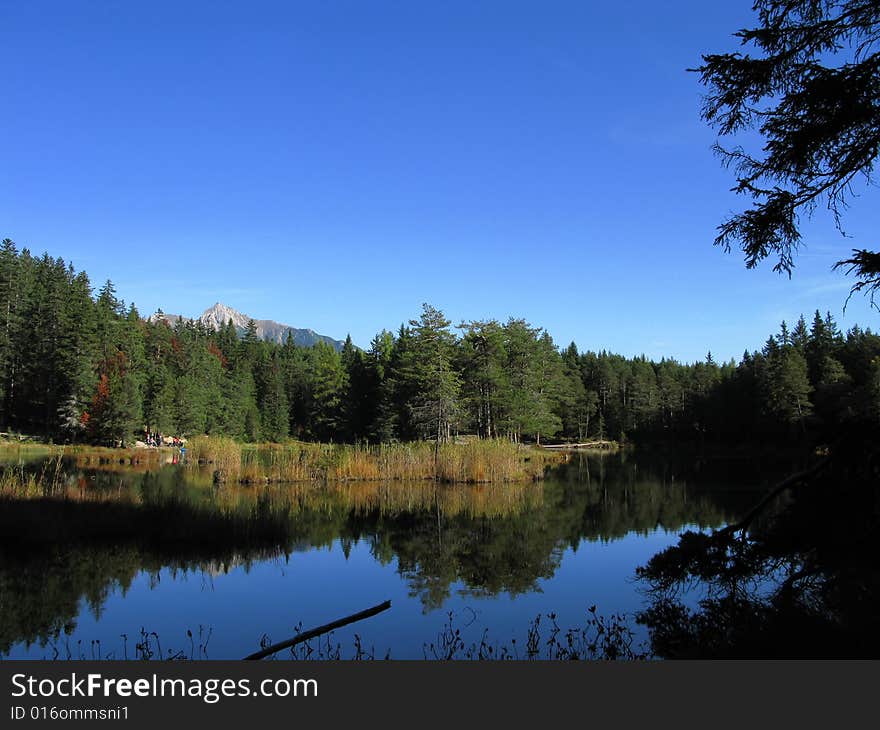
[835,249,880,310]
[719,456,832,538]
[243,600,392,660]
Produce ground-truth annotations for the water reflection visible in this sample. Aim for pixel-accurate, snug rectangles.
[0,451,760,656]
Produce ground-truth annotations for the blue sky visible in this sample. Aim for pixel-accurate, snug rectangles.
[1,0,876,362]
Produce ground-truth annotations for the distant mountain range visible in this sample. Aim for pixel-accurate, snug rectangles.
[149,302,346,351]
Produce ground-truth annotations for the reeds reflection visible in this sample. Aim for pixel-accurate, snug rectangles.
[0,449,758,655]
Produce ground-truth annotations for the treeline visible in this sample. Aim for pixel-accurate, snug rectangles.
[1,239,878,446]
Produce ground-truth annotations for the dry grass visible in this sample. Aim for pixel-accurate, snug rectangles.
[185,436,562,484]
[0,458,539,549]
[2,436,563,486]
[186,435,242,475]
[0,451,66,498]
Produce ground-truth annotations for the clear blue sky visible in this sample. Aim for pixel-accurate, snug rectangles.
[1,0,876,363]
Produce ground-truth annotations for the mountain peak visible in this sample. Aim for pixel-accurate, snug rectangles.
[150,303,344,351]
[201,302,247,330]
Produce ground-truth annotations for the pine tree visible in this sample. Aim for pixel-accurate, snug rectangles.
[764,348,814,433]
[407,304,461,443]
[0,241,25,429]
[458,320,508,438]
[365,330,396,441]
[256,350,289,442]
[308,341,347,441]
[498,319,563,443]
[696,0,880,301]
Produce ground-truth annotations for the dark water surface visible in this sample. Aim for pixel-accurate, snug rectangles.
[0,449,777,659]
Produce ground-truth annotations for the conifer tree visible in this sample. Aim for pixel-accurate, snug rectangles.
[408,304,461,443]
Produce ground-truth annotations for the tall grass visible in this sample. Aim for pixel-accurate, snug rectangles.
[186,436,242,475]
[435,440,537,482]
[0,464,293,549]
[0,451,66,498]
[0,461,540,552]
[186,436,563,484]
[0,460,538,529]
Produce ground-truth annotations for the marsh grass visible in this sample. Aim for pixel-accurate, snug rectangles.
[0,455,539,541]
[187,436,562,484]
[186,436,241,474]
[0,451,66,497]
[16,445,180,475]
[34,608,645,661]
[0,457,293,549]
[421,608,647,661]
[0,460,539,553]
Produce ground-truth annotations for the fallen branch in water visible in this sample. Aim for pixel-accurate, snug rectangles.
[243,600,392,660]
[718,455,832,538]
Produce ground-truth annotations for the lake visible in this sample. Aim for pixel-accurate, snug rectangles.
[0,448,776,659]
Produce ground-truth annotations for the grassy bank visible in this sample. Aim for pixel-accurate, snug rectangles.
[0,441,179,472]
[0,451,542,553]
[0,462,293,550]
[0,436,565,483]
[187,436,563,484]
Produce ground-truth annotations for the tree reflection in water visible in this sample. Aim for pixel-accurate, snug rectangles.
[0,451,758,656]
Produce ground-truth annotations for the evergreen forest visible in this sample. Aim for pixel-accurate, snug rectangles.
[2,238,877,449]
[0,239,880,445]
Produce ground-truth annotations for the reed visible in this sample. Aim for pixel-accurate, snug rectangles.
[70,448,174,473]
[0,467,42,498]
[182,435,563,484]
[330,444,381,481]
[187,435,242,475]
[436,439,523,482]
[0,465,293,549]
[0,450,67,498]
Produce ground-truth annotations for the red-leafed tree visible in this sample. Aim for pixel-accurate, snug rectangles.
[85,282,142,445]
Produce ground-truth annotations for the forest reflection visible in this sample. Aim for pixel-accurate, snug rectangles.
[0,452,759,654]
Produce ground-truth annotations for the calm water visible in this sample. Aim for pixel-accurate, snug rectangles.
[0,449,773,659]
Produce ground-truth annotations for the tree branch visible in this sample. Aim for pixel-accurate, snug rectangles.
[243,600,392,660]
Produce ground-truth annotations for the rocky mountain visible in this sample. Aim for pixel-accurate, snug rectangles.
[149,303,346,351]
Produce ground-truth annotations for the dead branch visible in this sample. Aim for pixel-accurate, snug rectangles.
[243,600,392,660]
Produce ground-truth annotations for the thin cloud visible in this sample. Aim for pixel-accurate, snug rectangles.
[794,279,855,299]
